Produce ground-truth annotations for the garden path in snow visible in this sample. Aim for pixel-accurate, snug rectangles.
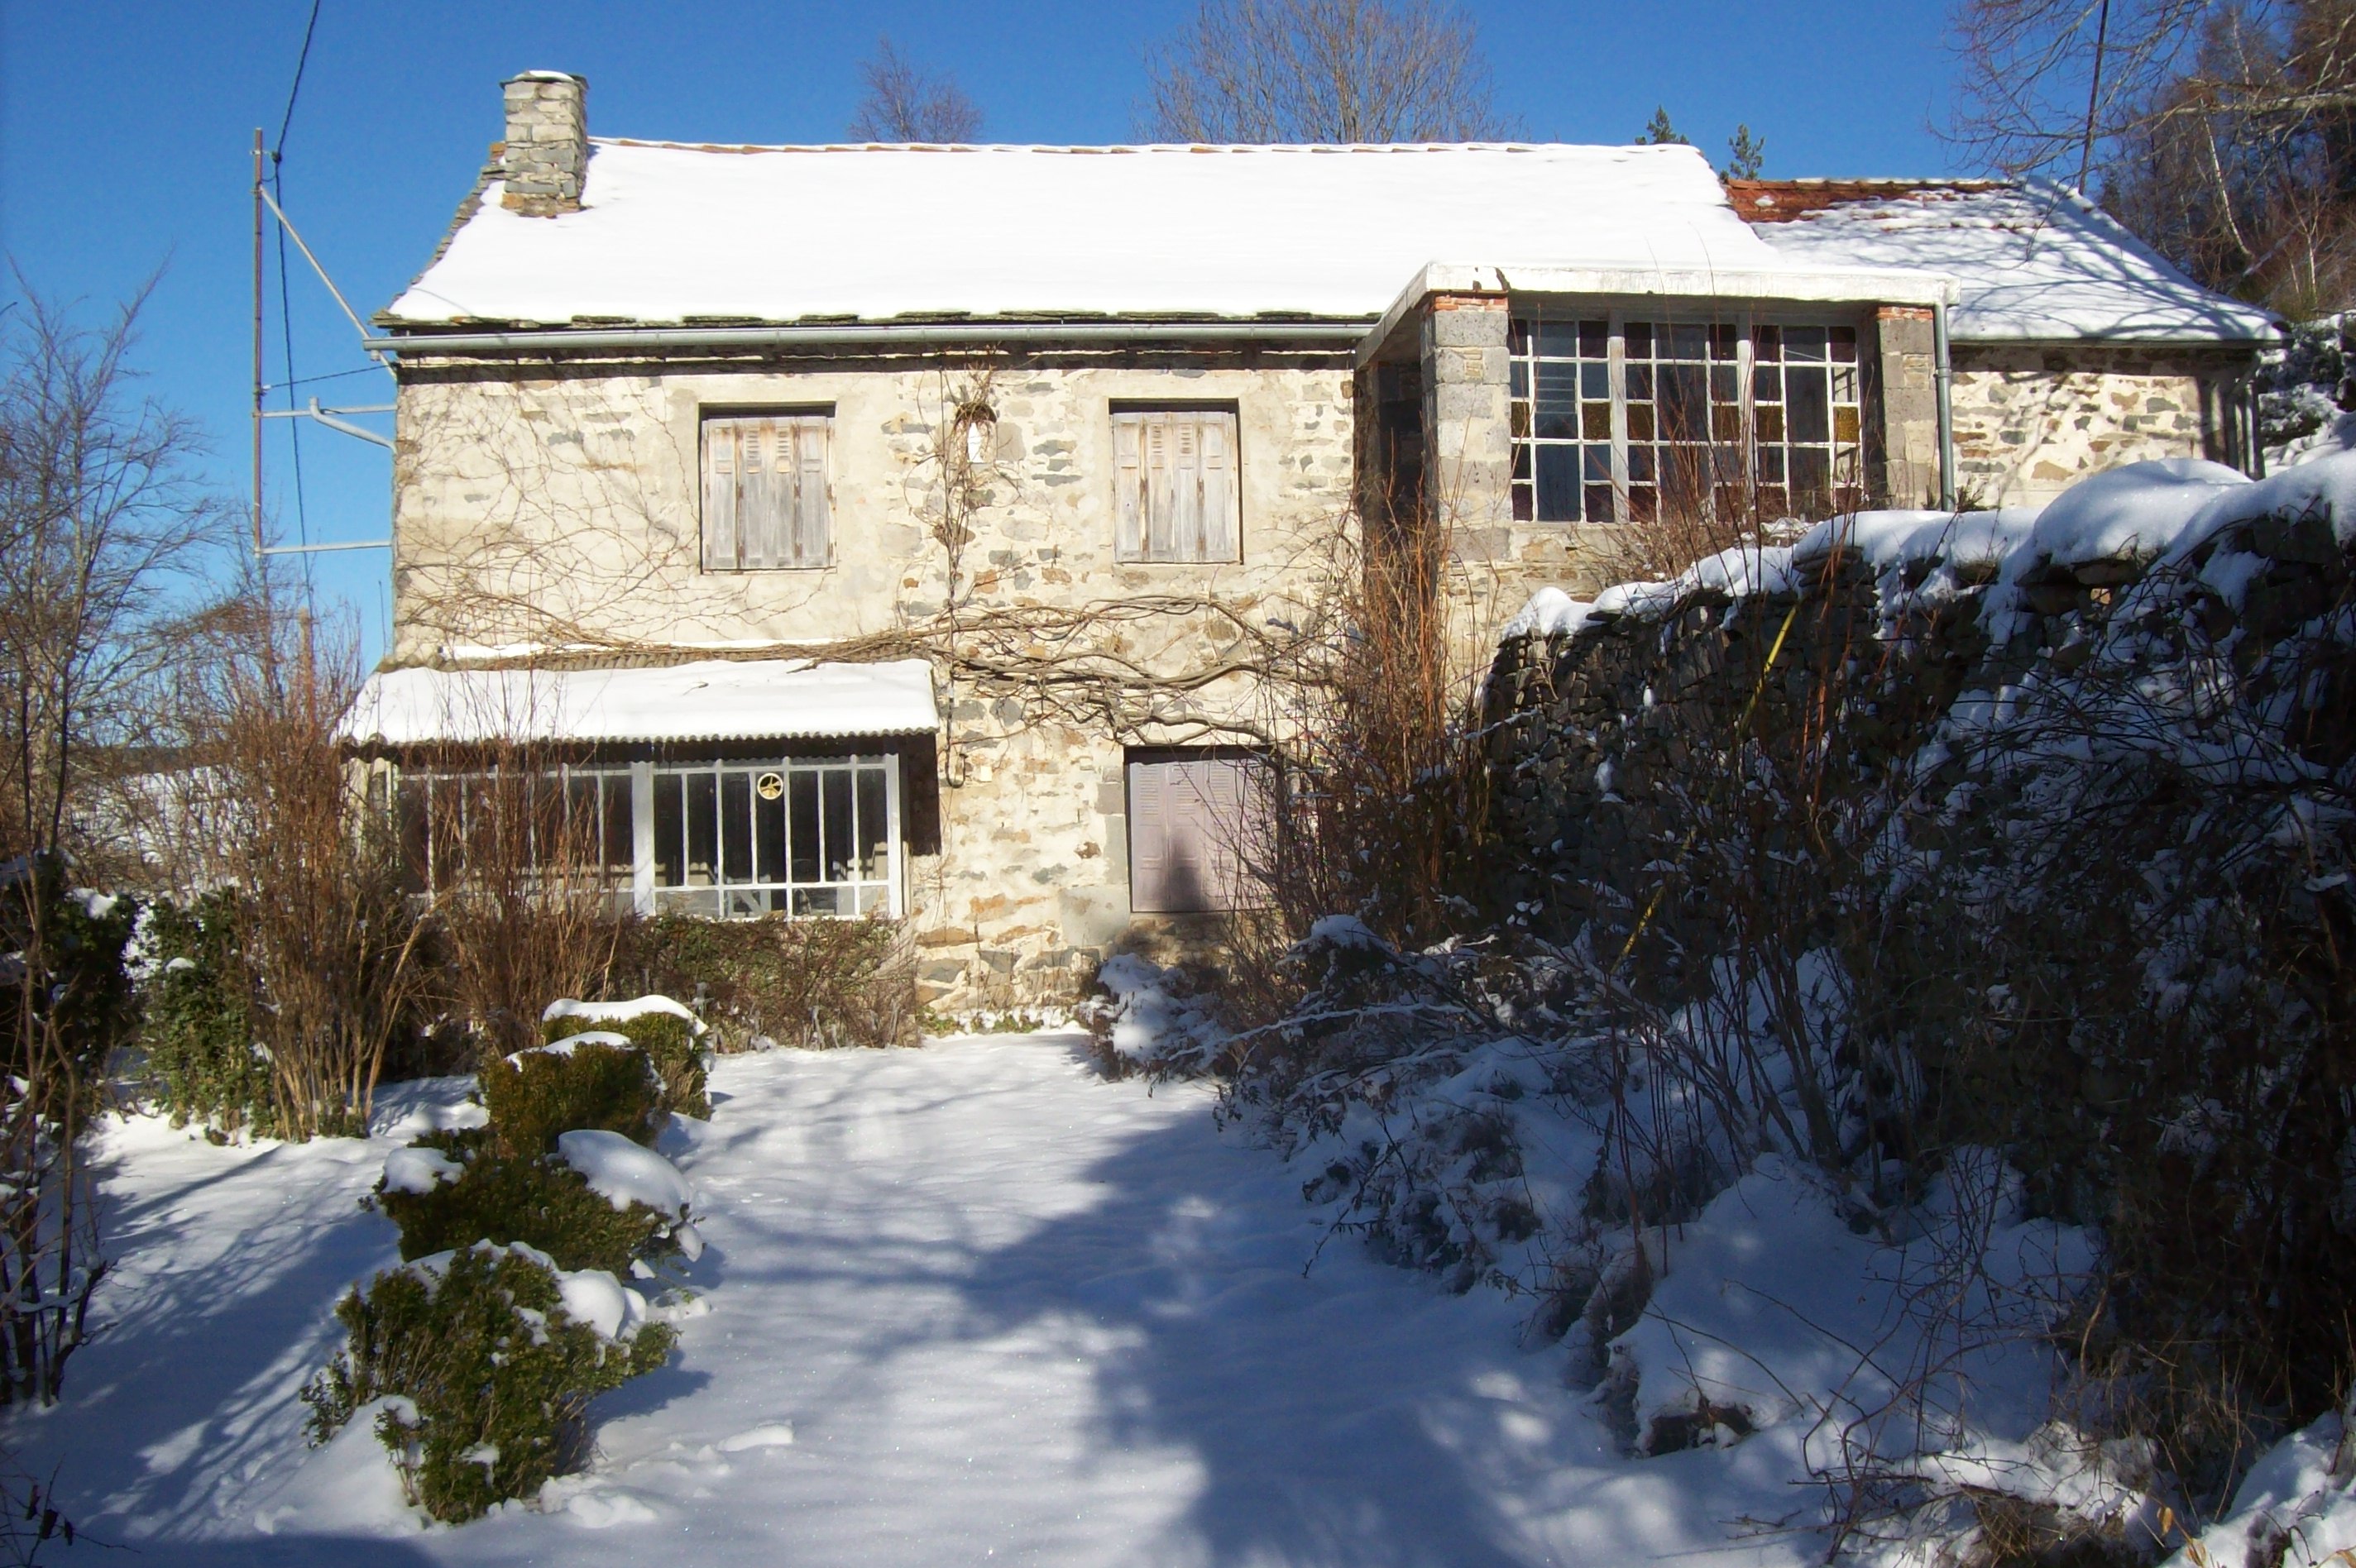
[26,1034,1817,1567]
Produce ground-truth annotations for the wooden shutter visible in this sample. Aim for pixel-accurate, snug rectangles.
[1114,416,1146,560]
[1112,410,1240,564]
[702,414,831,571]
[1128,758,1169,911]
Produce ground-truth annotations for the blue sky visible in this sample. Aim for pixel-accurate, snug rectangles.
[1,1,1964,662]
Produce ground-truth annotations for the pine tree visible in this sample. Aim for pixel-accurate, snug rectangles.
[1639,105,1688,146]
[1723,122,1765,179]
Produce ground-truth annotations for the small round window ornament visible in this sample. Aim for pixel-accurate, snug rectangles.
[756,771,785,801]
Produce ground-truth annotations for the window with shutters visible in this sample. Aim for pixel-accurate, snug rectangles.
[1124,748,1273,914]
[1111,408,1242,564]
[702,412,833,571]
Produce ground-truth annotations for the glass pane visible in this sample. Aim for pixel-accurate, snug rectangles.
[685,771,718,887]
[1659,365,1707,440]
[1512,442,1531,480]
[603,776,632,880]
[1627,444,1655,482]
[1755,484,1789,517]
[1535,319,1579,358]
[1755,447,1786,483]
[1710,365,1737,404]
[1667,324,1708,361]
[1584,484,1617,523]
[1511,401,1531,439]
[654,774,682,887]
[1578,320,1609,358]
[1752,364,1782,402]
[1756,404,1785,442]
[1580,362,1609,399]
[1626,365,1653,402]
[1535,362,1579,438]
[793,886,845,917]
[755,770,788,881]
[1626,485,1657,522]
[1710,323,1739,361]
[1834,405,1861,444]
[1627,404,1654,442]
[1583,445,1613,482]
[1789,370,1830,442]
[1830,325,1857,362]
[1511,482,1534,520]
[824,770,855,882]
[1790,447,1831,505]
[397,777,430,892]
[1712,404,1743,442]
[1509,318,1530,354]
[1754,324,1782,361]
[1535,443,1581,521]
[1785,326,1828,362]
[857,766,889,882]
[1624,322,1653,359]
[721,772,752,883]
[856,886,887,915]
[789,769,821,883]
[1511,361,1528,398]
[1832,366,1859,402]
[1582,402,1611,440]
[656,887,719,918]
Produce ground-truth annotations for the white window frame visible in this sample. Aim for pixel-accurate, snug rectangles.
[1507,310,1865,525]
[393,753,904,921]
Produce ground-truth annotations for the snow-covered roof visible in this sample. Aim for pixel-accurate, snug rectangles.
[384,140,1918,329]
[339,658,938,748]
[1732,178,2277,343]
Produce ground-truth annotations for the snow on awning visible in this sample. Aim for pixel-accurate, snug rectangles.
[339,658,937,749]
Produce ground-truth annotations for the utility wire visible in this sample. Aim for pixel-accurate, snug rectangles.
[273,0,323,160]
[271,0,327,599]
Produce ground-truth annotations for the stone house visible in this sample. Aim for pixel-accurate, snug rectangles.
[346,71,2277,1008]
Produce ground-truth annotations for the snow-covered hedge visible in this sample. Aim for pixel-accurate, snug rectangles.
[302,1240,673,1523]
[542,995,710,1118]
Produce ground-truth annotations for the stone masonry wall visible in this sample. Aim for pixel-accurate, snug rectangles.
[1951,343,2251,509]
[390,353,1357,1008]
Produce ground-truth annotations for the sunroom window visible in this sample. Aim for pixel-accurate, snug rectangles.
[1508,315,1863,524]
[394,753,902,920]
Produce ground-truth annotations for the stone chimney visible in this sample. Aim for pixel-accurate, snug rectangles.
[499,71,587,217]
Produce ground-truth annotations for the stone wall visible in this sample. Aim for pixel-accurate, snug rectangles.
[1950,342,2254,509]
[390,351,1357,1007]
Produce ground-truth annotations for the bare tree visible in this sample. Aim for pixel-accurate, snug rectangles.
[0,283,223,1404]
[1948,0,2356,310]
[1142,0,1516,143]
[846,37,984,143]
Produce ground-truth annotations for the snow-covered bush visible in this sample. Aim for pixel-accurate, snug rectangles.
[372,1135,691,1277]
[301,1240,673,1523]
[481,1032,664,1155]
[540,996,709,1119]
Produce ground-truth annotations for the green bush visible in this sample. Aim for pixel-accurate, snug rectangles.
[480,1036,661,1156]
[374,1139,678,1276]
[541,997,710,1119]
[301,1241,673,1523]
[136,892,272,1135]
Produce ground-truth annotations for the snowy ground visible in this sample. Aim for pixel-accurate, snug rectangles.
[26,1035,1862,1567]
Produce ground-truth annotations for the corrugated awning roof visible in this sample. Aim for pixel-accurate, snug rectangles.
[339,658,938,748]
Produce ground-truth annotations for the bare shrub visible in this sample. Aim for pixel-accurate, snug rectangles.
[170,600,437,1139]
[0,284,223,1403]
[846,36,983,142]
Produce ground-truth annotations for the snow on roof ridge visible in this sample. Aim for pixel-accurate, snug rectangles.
[591,136,1664,155]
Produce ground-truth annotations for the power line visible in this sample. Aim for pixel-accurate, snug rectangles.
[273,0,324,161]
